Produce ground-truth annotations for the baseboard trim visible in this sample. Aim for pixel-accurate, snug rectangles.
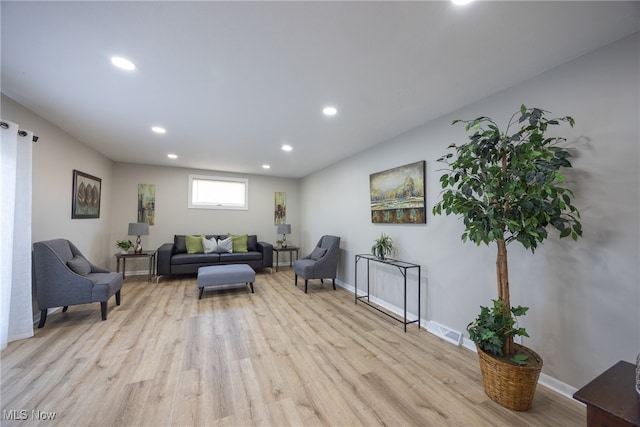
[32,307,61,325]
[336,279,419,321]
[121,270,150,277]
[538,373,580,401]
[336,279,579,401]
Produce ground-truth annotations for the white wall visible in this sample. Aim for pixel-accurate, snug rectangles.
[109,162,300,270]
[300,33,640,390]
[2,93,300,299]
[3,30,637,393]
[1,94,114,266]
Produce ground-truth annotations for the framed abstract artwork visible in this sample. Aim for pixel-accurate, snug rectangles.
[72,170,101,219]
[138,184,156,225]
[370,160,426,224]
[274,192,286,225]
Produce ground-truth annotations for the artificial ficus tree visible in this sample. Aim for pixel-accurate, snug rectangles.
[433,105,582,356]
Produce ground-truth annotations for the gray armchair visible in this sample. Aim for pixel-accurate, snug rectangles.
[294,235,341,293]
[33,239,122,328]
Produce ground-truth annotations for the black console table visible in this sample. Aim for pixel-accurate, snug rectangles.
[354,254,421,332]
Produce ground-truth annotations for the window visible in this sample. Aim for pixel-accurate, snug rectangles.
[188,174,248,210]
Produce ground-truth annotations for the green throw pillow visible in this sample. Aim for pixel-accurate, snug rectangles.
[185,234,205,254]
[227,233,248,253]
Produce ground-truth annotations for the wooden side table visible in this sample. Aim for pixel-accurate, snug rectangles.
[115,250,156,281]
[573,360,640,427]
[272,246,299,272]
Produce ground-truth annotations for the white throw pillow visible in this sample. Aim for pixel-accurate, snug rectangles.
[216,237,233,253]
[202,237,218,254]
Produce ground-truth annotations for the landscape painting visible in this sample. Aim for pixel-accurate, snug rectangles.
[370,161,426,224]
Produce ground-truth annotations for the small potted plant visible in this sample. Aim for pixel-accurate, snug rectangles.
[276,239,284,248]
[371,233,394,259]
[115,239,133,254]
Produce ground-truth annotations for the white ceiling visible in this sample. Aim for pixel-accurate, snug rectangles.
[2,1,639,178]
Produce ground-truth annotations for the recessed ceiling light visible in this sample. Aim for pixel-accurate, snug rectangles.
[152,126,166,134]
[452,0,473,5]
[262,164,271,169]
[281,144,293,152]
[323,106,337,116]
[110,56,136,71]
[167,154,178,159]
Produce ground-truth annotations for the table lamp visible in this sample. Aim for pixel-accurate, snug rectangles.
[128,222,149,254]
[277,224,291,248]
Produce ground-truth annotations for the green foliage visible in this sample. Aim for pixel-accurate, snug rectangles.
[511,354,528,366]
[433,105,583,356]
[371,233,394,259]
[115,239,133,250]
[432,105,582,252]
[467,299,530,358]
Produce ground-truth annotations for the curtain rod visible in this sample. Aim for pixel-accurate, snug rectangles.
[0,121,39,142]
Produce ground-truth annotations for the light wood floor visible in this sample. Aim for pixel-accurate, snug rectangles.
[1,270,585,426]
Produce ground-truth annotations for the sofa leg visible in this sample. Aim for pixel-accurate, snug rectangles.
[332,278,336,290]
[101,301,107,321]
[115,290,121,306]
[249,282,254,293]
[62,306,69,312]
[38,309,47,328]
[199,287,204,299]
[305,279,308,293]
[295,274,298,287]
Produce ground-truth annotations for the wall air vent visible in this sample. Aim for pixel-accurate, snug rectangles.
[427,321,462,346]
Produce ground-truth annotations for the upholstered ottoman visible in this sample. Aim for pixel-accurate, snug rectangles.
[197,264,255,299]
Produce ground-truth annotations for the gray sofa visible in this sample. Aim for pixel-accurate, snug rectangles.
[157,234,273,276]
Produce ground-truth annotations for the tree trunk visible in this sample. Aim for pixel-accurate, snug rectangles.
[496,238,514,355]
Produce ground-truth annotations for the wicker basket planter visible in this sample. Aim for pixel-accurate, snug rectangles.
[477,344,543,411]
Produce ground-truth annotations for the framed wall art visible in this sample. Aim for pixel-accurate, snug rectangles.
[72,170,101,219]
[274,191,286,225]
[138,184,156,225]
[370,160,426,224]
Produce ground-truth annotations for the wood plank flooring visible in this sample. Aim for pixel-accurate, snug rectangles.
[1,270,585,426]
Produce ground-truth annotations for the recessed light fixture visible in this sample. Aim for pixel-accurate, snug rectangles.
[110,56,136,71]
[262,164,271,169]
[151,126,166,134]
[323,106,337,116]
[451,0,473,5]
[167,153,178,159]
[281,144,293,152]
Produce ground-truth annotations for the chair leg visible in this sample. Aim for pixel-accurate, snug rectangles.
[62,306,69,312]
[332,278,336,290]
[249,282,254,293]
[100,301,107,321]
[199,287,204,299]
[115,290,121,306]
[305,279,308,293]
[38,309,47,328]
[295,274,298,287]
[320,279,324,284]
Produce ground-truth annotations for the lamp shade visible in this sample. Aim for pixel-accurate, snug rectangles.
[277,224,291,235]
[128,222,149,236]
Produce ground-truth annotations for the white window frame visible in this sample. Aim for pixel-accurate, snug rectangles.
[188,174,248,210]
